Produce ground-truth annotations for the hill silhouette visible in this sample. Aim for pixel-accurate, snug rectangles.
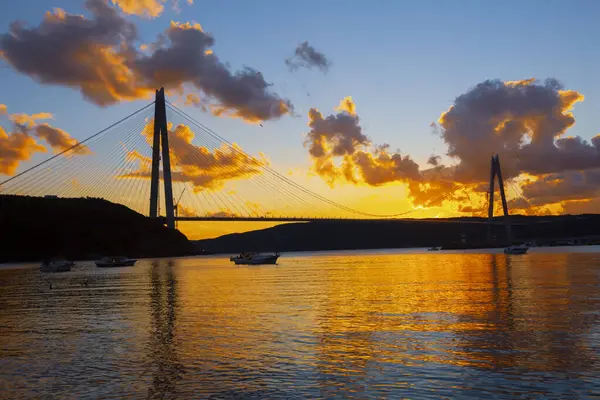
[0,195,191,262]
[194,215,600,253]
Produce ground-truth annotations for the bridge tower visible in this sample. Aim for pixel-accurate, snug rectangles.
[487,154,511,244]
[149,88,175,229]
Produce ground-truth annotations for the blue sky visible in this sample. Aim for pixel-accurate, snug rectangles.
[2,0,598,169]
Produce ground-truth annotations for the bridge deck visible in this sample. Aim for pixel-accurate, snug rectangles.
[172,216,516,225]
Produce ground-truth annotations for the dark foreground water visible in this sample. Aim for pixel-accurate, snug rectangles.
[1,248,599,399]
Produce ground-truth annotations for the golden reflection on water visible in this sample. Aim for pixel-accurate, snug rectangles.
[0,250,599,398]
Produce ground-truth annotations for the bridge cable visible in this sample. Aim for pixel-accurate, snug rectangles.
[165,114,326,217]
[166,101,445,218]
[0,102,155,189]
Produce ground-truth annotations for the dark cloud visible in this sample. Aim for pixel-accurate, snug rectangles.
[519,169,600,206]
[286,41,331,72]
[437,78,596,182]
[0,1,291,122]
[135,22,292,122]
[560,197,600,214]
[427,155,441,166]
[518,135,600,175]
[304,97,428,202]
[35,124,91,154]
[306,97,369,158]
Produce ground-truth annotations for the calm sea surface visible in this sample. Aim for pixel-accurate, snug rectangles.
[1,247,599,399]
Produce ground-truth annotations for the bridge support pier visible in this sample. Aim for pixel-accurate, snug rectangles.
[487,154,511,244]
[149,88,175,229]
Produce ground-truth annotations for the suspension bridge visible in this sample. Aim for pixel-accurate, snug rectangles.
[0,88,531,238]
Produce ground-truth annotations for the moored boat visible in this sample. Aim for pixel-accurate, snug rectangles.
[428,246,441,251]
[95,256,137,268]
[504,244,529,255]
[40,259,74,273]
[230,252,280,265]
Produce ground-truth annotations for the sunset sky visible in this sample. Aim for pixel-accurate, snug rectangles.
[1,0,599,239]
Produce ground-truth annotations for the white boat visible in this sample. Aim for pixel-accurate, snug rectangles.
[95,256,137,268]
[40,259,74,273]
[230,252,280,265]
[504,244,529,255]
[428,246,441,251]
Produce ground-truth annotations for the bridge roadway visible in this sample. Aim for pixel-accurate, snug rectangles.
[172,216,521,225]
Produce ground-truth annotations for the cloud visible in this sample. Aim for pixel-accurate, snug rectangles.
[112,0,164,18]
[305,97,432,203]
[121,122,265,190]
[306,96,369,159]
[518,170,600,207]
[111,0,194,18]
[560,197,600,214]
[177,204,196,217]
[305,80,600,214]
[0,1,291,123]
[35,124,91,154]
[430,78,600,213]
[112,0,162,18]
[0,105,88,175]
[0,125,46,175]
[135,21,292,122]
[285,41,331,72]
[206,209,237,217]
[10,112,53,128]
[427,155,441,166]
[437,78,596,183]
[0,0,142,106]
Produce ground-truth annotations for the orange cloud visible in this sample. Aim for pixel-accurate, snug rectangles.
[305,97,427,199]
[334,96,356,115]
[111,0,193,18]
[205,209,238,217]
[120,122,265,190]
[112,0,165,18]
[0,126,46,175]
[0,105,88,175]
[177,204,197,217]
[10,112,53,128]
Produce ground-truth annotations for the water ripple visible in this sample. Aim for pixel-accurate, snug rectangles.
[1,250,599,398]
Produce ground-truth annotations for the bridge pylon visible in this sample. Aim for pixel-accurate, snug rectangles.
[149,88,175,229]
[487,154,511,244]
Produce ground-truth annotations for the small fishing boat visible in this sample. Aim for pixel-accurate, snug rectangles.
[40,259,74,273]
[504,244,529,255]
[230,252,280,265]
[95,256,137,268]
[428,246,441,251]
